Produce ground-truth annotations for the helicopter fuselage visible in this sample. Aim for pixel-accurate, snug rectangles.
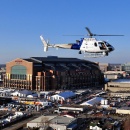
[79,38,114,53]
[40,36,115,57]
[53,38,114,56]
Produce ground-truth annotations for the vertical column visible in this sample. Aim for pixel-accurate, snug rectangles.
[43,72,46,91]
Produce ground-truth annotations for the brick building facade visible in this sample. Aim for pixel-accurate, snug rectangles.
[4,57,104,91]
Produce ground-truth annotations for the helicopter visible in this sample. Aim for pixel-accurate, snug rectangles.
[40,27,123,58]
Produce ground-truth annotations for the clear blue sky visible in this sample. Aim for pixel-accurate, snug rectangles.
[0,0,130,64]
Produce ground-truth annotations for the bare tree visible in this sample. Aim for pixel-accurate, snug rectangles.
[39,116,50,130]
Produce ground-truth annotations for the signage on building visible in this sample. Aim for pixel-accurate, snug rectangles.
[15,60,22,64]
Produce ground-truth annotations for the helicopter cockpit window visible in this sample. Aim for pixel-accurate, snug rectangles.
[104,41,111,47]
[98,42,106,49]
[94,42,97,47]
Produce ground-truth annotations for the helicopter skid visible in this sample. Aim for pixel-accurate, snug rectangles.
[83,52,105,58]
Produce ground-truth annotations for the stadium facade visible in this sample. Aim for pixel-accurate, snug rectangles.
[3,56,104,91]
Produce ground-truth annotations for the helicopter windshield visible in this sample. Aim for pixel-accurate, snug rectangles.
[98,42,106,49]
[104,41,111,47]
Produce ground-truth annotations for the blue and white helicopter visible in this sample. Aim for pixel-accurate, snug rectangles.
[40,27,123,58]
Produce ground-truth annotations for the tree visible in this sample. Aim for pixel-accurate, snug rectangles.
[39,116,50,130]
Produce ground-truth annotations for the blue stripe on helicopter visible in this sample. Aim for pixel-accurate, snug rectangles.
[71,38,83,50]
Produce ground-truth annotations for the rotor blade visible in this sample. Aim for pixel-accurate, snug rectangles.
[63,35,84,36]
[93,34,124,36]
[85,27,93,36]
[85,27,124,37]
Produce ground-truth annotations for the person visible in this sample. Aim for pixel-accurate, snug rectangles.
[102,43,106,49]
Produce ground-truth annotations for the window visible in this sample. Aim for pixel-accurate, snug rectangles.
[94,42,97,47]
[11,65,27,80]
[11,65,26,74]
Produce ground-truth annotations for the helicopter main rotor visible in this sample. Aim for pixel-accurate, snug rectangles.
[85,27,124,38]
[63,27,124,38]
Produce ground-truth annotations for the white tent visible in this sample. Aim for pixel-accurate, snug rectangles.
[51,91,76,101]
[11,91,19,96]
[27,93,38,98]
[80,97,104,106]
[11,90,33,97]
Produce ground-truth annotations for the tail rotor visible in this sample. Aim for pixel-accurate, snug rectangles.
[40,35,49,52]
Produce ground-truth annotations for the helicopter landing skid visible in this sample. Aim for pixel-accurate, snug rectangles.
[83,52,105,58]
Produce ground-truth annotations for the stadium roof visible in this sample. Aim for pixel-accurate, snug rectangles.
[23,56,100,71]
[30,56,94,63]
